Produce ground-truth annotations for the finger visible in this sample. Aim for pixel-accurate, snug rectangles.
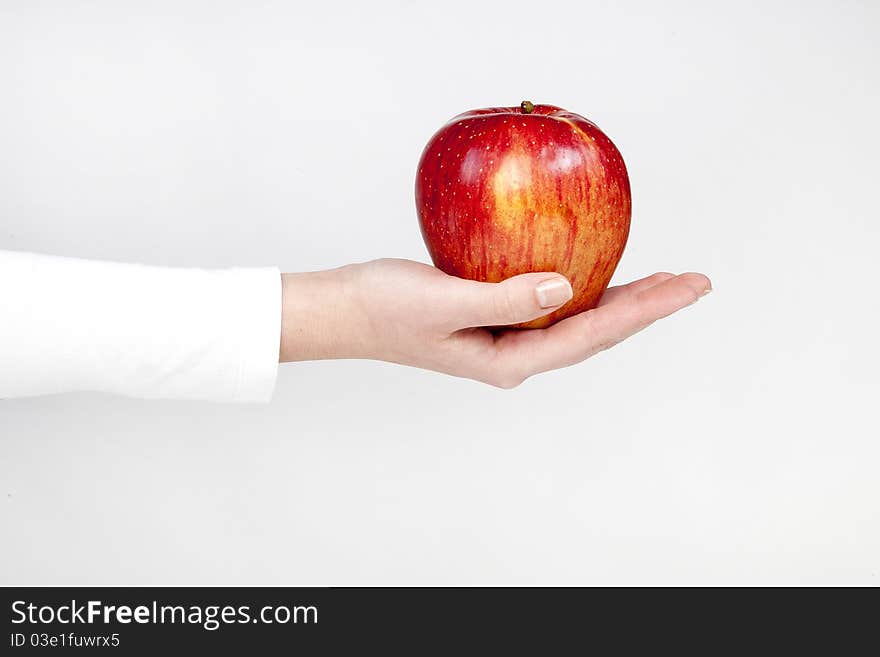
[598,272,675,306]
[494,272,711,377]
[446,272,573,329]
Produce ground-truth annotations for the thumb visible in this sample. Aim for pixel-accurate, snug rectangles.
[450,273,573,328]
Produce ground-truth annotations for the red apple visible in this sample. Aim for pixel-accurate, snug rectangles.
[415,101,631,328]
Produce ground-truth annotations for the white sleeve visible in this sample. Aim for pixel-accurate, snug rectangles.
[0,250,281,403]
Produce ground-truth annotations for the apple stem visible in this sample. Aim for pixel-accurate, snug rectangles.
[520,100,535,114]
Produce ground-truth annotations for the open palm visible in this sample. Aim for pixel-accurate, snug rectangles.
[281,259,711,388]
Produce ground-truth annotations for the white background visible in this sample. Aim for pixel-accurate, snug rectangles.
[1,0,878,585]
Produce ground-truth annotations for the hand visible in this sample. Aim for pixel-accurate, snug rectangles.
[279,259,711,388]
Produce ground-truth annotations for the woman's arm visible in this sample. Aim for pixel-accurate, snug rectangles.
[1,251,710,401]
[0,249,280,402]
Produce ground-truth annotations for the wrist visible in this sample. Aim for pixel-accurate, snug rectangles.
[279,265,369,362]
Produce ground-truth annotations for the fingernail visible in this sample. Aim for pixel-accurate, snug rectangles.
[535,278,573,308]
[700,287,712,297]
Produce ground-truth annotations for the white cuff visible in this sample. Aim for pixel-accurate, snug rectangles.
[0,250,282,403]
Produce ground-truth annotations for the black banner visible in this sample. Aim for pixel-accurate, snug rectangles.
[1,587,874,653]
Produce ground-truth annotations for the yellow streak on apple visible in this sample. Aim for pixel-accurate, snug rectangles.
[481,123,629,329]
